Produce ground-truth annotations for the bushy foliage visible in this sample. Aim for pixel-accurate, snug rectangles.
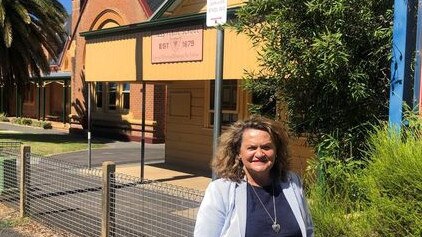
[307,185,372,237]
[32,120,52,129]
[10,117,51,129]
[306,118,422,236]
[363,122,422,236]
[11,117,32,125]
[306,141,371,237]
[0,113,9,122]
[234,0,393,158]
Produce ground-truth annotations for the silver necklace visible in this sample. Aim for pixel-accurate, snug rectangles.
[249,183,281,233]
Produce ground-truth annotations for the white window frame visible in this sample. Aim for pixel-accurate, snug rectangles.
[204,79,244,128]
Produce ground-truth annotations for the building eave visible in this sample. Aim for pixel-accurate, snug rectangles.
[80,8,239,40]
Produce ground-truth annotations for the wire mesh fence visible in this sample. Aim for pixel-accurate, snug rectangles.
[0,143,205,237]
[111,173,203,237]
[0,142,21,209]
[26,154,103,237]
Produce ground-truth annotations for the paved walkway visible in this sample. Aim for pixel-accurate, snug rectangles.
[0,121,211,191]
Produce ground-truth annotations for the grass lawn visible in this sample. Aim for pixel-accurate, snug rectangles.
[0,131,108,156]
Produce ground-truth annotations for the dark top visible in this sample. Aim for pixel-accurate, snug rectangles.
[245,183,302,237]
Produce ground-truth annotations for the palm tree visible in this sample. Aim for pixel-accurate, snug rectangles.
[0,0,67,87]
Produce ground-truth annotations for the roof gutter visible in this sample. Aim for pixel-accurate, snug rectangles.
[80,7,239,40]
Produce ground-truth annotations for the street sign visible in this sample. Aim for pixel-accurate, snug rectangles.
[206,0,227,27]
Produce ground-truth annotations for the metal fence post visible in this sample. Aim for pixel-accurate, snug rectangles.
[19,145,30,218]
[101,161,116,237]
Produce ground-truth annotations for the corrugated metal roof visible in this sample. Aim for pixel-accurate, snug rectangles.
[40,71,71,80]
[147,0,167,12]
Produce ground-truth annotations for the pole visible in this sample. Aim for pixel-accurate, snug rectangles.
[212,27,224,180]
[0,85,3,113]
[42,84,46,120]
[88,82,92,169]
[141,81,146,180]
[15,85,18,117]
[389,0,417,128]
[37,80,41,120]
[413,0,422,111]
[18,85,22,117]
[62,80,67,124]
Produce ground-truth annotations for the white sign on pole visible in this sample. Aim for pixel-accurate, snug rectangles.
[206,0,227,27]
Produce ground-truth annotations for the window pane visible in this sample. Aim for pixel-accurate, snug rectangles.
[122,83,130,109]
[96,92,103,108]
[209,112,238,126]
[122,83,130,92]
[95,83,103,108]
[108,83,117,110]
[123,93,130,109]
[209,80,238,126]
[210,80,237,110]
[96,83,103,92]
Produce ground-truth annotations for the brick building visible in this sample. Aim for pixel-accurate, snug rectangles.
[69,0,166,143]
[80,0,314,174]
[2,0,313,174]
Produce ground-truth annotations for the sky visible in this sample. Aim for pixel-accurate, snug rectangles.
[59,0,72,14]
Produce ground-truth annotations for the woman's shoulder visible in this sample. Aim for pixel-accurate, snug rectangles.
[210,178,241,187]
[206,178,244,192]
[203,178,244,204]
[286,171,301,181]
[279,171,303,188]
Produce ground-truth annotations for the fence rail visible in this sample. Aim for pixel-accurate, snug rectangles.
[0,142,204,237]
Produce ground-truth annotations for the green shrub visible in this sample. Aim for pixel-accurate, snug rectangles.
[32,120,52,129]
[307,133,368,205]
[363,124,422,236]
[41,122,52,129]
[11,117,22,124]
[0,113,9,122]
[11,117,32,125]
[307,117,422,236]
[306,155,372,236]
[20,118,32,126]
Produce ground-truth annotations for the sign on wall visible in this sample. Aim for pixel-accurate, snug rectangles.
[151,25,203,63]
[206,0,227,27]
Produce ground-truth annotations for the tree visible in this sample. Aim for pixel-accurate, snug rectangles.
[234,0,393,159]
[0,0,67,87]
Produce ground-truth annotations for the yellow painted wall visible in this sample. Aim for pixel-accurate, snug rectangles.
[85,33,142,82]
[165,79,251,172]
[85,27,258,82]
[165,80,315,174]
[84,0,257,82]
[289,137,315,175]
[165,80,213,171]
[142,27,259,81]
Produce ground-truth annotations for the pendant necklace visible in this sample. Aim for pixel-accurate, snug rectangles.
[249,182,281,233]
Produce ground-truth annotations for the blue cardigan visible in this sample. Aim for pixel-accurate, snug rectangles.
[194,172,314,237]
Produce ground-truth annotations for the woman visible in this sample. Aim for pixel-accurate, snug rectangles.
[194,116,313,237]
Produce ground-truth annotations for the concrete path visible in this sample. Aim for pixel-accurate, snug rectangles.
[49,142,165,167]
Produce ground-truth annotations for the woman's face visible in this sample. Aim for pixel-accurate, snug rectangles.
[239,128,276,184]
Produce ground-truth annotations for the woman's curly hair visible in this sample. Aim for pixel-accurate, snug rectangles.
[211,116,290,182]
